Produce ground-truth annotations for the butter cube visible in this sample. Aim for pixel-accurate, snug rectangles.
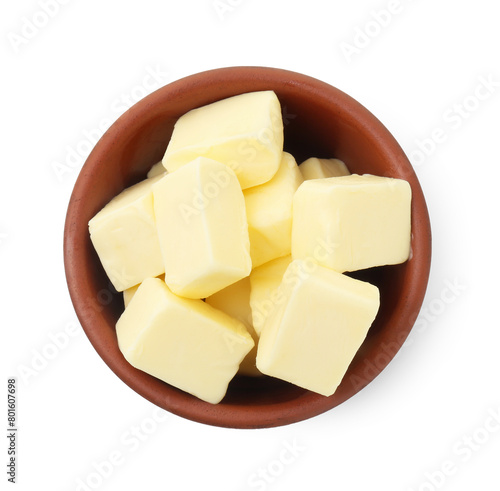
[123,284,139,308]
[299,157,350,180]
[162,91,284,189]
[153,157,251,299]
[147,161,167,179]
[249,255,292,336]
[206,277,261,377]
[256,260,380,396]
[292,174,411,273]
[88,175,164,292]
[244,152,303,267]
[123,274,165,308]
[117,278,254,404]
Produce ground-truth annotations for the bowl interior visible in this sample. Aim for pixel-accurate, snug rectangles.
[64,67,431,429]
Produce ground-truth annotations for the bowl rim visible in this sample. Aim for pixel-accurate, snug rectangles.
[64,66,432,429]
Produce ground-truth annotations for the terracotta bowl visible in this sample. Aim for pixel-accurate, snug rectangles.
[64,67,431,429]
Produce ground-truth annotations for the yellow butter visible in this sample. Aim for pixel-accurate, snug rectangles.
[88,175,165,292]
[117,278,254,404]
[244,152,303,268]
[249,255,292,336]
[206,277,261,377]
[162,91,284,189]
[123,274,165,308]
[256,260,380,396]
[299,157,350,180]
[153,157,251,299]
[292,174,412,273]
[147,161,167,179]
[123,284,139,308]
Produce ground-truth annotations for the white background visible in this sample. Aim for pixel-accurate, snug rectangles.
[2,0,500,490]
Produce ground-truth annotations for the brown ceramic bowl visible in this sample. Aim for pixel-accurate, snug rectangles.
[64,67,431,429]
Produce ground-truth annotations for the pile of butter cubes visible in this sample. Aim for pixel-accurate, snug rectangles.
[89,91,412,404]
